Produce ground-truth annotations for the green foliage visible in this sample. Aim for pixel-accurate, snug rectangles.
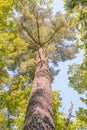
[64,0,87,46]
[52,90,65,130]
[64,0,87,126]
[0,0,13,29]
[0,111,8,130]
[0,83,31,129]
[67,52,87,124]
[67,119,87,130]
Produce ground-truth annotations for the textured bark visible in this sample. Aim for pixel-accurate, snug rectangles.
[23,48,55,130]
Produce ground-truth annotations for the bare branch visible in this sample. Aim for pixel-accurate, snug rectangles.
[64,102,74,130]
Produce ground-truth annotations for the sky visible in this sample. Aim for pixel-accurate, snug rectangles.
[53,0,65,14]
[52,0,86,120]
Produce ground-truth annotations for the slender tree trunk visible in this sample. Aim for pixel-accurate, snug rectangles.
[23,48,55,130]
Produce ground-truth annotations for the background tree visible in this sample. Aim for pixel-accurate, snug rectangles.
[64,0,87,127]
[64,0,87,45]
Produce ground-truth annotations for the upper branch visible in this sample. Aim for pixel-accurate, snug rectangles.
[42,27,60,46]
[36,13,41,45]
[21,22,39,46]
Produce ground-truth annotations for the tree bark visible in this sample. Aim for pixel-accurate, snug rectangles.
[23,48,55,130]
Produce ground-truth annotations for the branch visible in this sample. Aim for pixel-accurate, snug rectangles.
[36,13,41,45]
[64,102,74,130]
[18,29,38,51]
[21,22,39,46]
[42,27,60,46]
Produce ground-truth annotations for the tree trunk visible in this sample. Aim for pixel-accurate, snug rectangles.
[23,48,55,130]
